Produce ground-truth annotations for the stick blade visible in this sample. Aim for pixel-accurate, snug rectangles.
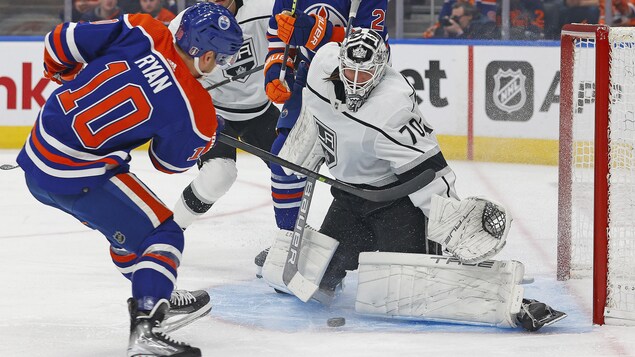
[287,273,319,302]
[0,164,19,170]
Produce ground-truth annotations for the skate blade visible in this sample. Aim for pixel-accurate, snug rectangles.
[161,303,213,333]
[541,310,567,327]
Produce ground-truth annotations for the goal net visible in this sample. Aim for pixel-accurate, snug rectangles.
[558,24,635,325]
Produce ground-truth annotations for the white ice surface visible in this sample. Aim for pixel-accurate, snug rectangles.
[0,149,633,357]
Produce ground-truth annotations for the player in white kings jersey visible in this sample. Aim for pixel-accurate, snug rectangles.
[260,29,567,332]
[169,0,280,229]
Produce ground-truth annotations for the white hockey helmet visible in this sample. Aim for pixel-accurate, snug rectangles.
[338,28,388,112]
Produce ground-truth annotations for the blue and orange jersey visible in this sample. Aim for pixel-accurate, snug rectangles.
[17,14,217,194]
[266,0,388,62]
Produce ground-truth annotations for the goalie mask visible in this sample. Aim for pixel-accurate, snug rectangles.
[338,29,388,112]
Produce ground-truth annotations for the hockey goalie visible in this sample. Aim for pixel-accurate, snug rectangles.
[260,28,566,332]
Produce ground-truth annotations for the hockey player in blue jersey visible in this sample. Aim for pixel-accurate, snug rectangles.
[255,0,388,277]
[265,0,388,104]
[16,3,242,356]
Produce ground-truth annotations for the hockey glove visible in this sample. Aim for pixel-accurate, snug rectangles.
[43,61,82,85]
[276,10,341,51]
[427,195,511,264]
[276,61,308,129]
[43,47,83,85]
[265,52,295,104]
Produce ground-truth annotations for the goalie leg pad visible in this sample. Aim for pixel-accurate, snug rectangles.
[427,195,511,263]
[355,252,524,328]
[261,227,339,299]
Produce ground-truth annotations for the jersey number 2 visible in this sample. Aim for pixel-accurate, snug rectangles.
[371,9,385,31]
[57,61,152,150]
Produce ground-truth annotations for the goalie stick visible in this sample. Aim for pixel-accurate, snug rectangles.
[217,133,435,202]
[279,0,364,301]
[281,175,318,301]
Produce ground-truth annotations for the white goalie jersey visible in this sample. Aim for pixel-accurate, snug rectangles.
[302,42,457,215]
[170,0,273,121]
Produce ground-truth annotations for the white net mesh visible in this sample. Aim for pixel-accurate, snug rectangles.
[570,36,596,275]
[568,28,635,322]
[605,28,635,320]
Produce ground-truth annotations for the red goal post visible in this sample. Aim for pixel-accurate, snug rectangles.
[558,24,635,326]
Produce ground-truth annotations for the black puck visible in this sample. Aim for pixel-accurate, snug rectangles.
[327,317,346,327]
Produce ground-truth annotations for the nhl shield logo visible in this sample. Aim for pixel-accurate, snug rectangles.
[493,69,526,114]
[113,231,126,244]
[485,61,534,122]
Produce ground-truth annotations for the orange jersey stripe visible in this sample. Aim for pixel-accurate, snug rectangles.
[52,24,72,65]
[149,153,180,174]
[144,252,178,270]
[115,173,173,224]
[110,249,138,263]
[30,126,119,167]
[272,191,304,200]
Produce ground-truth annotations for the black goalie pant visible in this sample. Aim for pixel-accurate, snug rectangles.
[198,103,280,167]
[319,187,442,289]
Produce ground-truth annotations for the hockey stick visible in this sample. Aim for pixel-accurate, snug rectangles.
[344,0,361,37]
[217,133,435,202]
[278,0,298,87]
[204,64,264,91]
[281,175,317,301]
[279,0,364,302]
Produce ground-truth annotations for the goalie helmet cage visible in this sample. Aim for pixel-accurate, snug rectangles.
[558,23,635,326]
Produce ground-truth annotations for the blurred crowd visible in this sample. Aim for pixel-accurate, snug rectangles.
[68,0,179,25]
[422,0,635,40]
[65,0,635,41]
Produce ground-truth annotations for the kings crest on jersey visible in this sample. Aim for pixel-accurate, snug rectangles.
[17,14,217,194]
[268,0,388,60]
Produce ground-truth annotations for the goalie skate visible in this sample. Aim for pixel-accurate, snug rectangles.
[127,298,201,357]
[516,298,567,332]
[162,290,212,333]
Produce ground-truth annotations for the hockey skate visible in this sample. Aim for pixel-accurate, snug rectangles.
[162,290,212,333]
[127,298,201,357]
[516,298,567,332]
[255,248,269,278]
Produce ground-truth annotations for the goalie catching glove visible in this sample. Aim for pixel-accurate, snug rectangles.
[427,195,511,263]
